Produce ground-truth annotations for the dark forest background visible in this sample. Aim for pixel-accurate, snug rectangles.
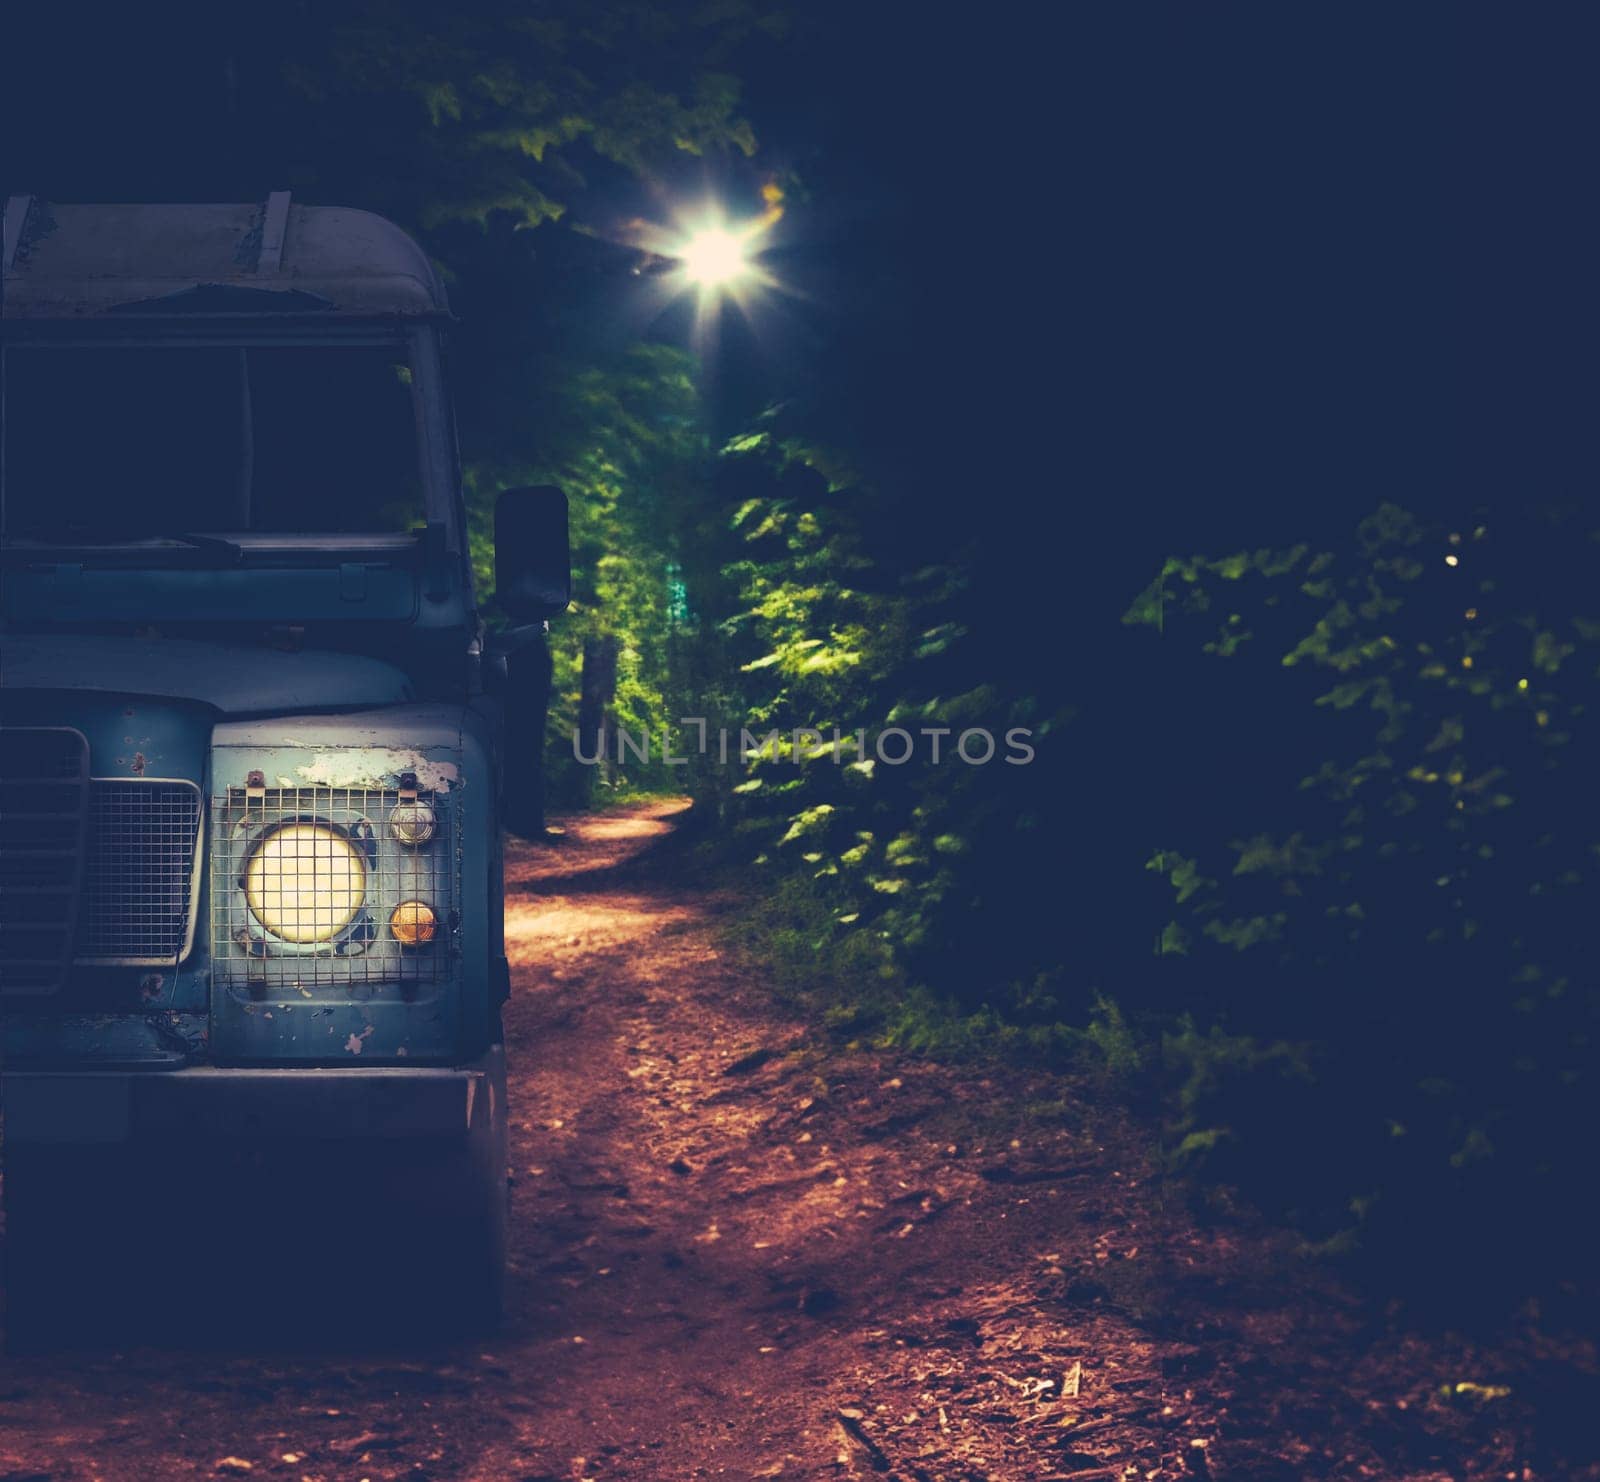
[5,2,1598,1323]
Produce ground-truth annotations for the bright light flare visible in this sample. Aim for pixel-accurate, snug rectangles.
[619,191,793,352]
[679,226,752,289]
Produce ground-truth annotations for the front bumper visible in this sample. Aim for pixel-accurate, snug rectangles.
[3,1059,498,1145]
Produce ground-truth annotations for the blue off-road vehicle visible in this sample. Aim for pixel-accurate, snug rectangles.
[0,194,565,1336]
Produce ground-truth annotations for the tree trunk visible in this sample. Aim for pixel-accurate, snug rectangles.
[576,633,620,795]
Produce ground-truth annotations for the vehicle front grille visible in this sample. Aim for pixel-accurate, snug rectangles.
[0,727,90,995]
[79,780,203,963]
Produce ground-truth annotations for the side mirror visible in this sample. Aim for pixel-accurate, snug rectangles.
[495,485,570,622]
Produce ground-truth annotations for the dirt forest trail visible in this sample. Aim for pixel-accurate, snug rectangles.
[0,801,1583,1480]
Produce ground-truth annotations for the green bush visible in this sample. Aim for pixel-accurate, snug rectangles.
[1126,504,1600,1302]
[689,422,1074,1025]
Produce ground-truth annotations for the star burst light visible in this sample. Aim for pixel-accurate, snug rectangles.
[625,193,786,348]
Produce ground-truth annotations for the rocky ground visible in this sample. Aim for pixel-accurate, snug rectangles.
[2,800,1595,1480]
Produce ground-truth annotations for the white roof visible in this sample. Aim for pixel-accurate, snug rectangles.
[2,195,449,321]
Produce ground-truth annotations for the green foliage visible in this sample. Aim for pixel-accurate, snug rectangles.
[1081,995,1144,1081]
[1128,504,1600,1297]
[682,422,1070,1029]
[278,2,778,232]
[719,868,898,1000]
[467,344,707,803]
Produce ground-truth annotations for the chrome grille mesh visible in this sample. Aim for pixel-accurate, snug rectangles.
[79,781,203,962]
[210,786,457,990]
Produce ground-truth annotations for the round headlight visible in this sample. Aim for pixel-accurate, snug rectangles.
[245,822,367,944]
[389,801,437,846]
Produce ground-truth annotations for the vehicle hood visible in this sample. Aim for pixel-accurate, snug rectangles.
[0,633,413,714]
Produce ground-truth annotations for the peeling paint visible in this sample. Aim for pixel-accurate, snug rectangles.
[295,749,458,792]
[344,1026,376,1055]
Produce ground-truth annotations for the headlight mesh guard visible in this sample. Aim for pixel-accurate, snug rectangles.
[210,784,459,991]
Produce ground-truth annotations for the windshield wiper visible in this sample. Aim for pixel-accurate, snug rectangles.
[161,532,244,565]
[0,532,246,566]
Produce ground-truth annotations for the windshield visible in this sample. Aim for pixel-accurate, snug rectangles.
[2,342,425,542]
